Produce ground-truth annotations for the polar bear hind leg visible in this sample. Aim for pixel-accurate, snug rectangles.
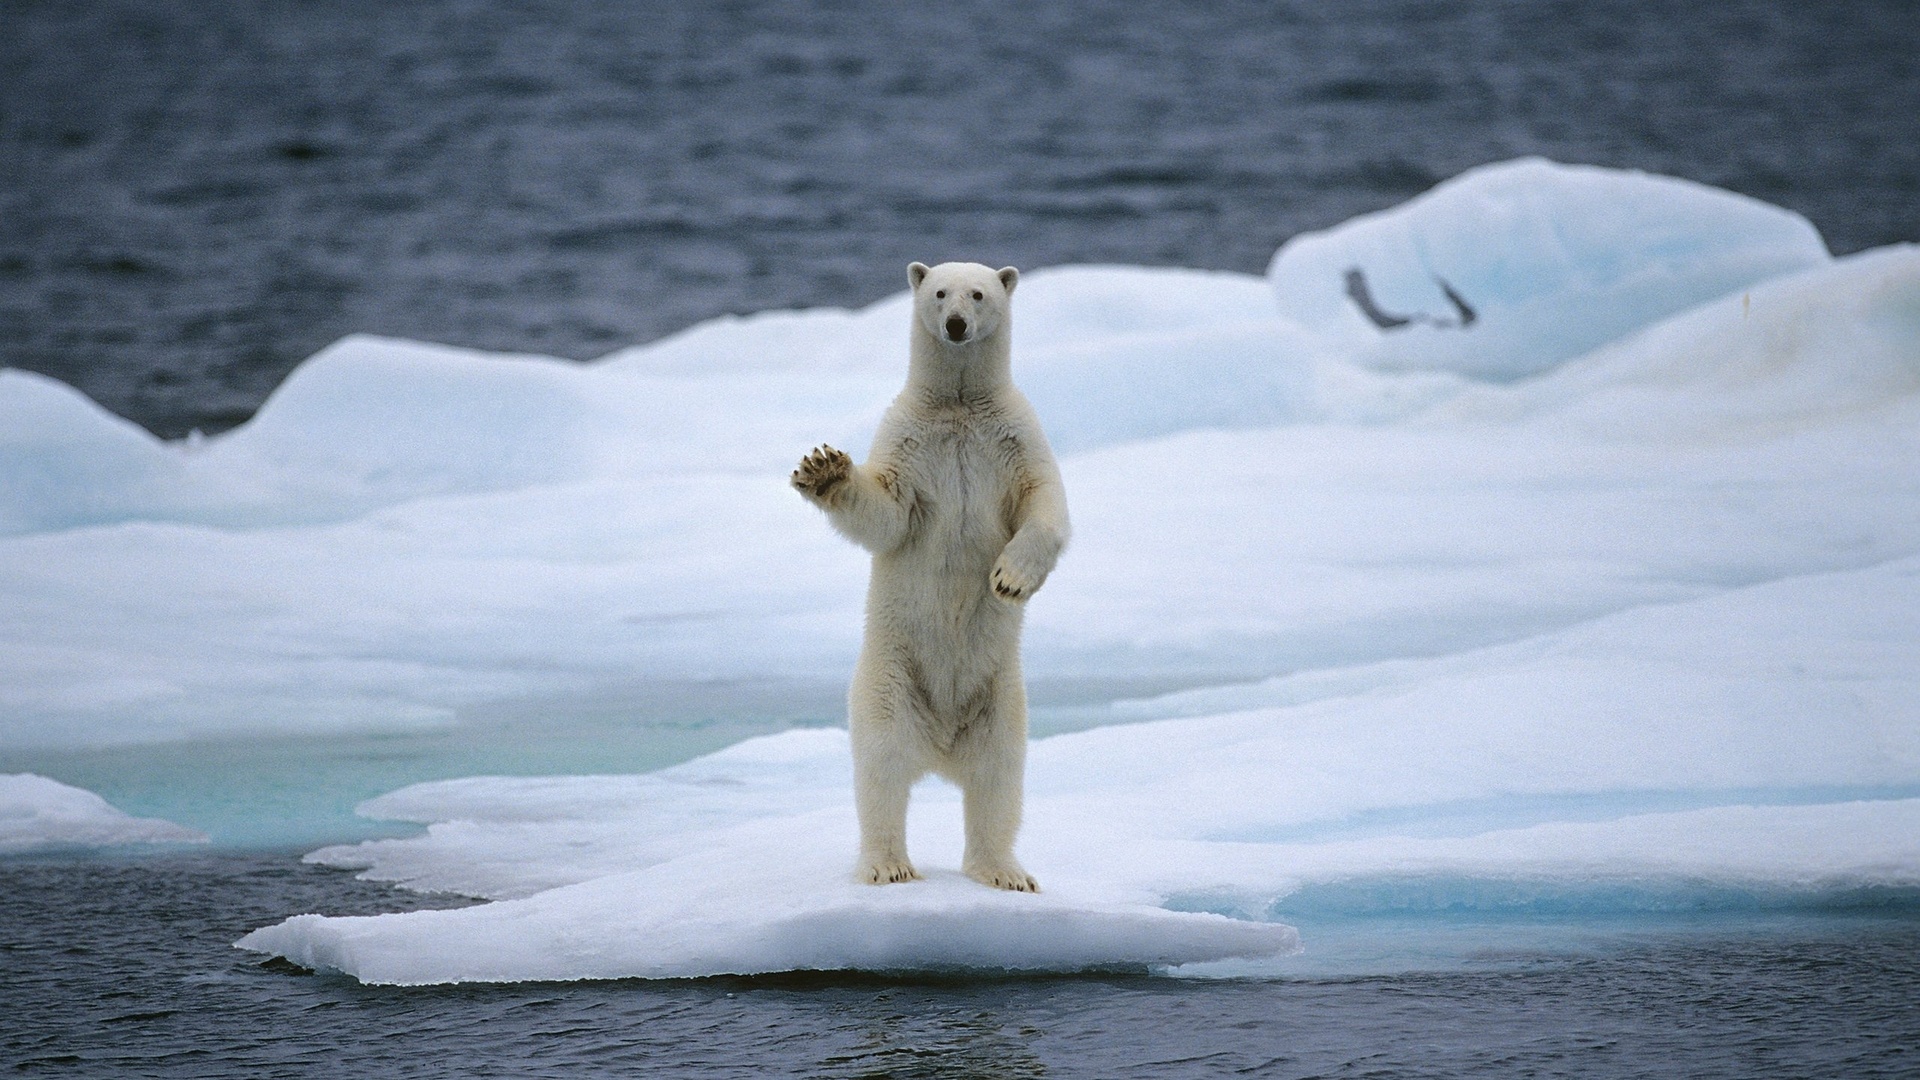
[849,663,926,884]
[952,674,1038,892]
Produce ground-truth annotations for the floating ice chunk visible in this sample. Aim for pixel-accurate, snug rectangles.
[1268,158,1831,379]
[1030,249,1920,682]
[0,773,206,853]
[212,336,607,505]
[242,805,1299,984]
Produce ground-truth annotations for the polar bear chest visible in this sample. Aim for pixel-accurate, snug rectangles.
[895,420,1019,562]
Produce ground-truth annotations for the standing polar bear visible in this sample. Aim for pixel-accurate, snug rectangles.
[792,261,1069,892]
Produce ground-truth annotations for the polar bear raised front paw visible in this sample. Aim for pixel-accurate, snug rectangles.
[990,550,1047,602]
[792,444,852,501]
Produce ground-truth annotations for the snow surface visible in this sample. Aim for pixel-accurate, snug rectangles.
[0,774,206,853]
[3,159,1918,980]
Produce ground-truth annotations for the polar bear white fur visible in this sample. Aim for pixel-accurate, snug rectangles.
[792,261,1069,892]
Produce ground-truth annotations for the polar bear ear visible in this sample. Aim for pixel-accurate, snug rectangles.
[997,267,1019,296]
[908,262,930,289]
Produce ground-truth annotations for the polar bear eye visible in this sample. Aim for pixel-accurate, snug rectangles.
[972,290,983,300]
[935,290,945,299]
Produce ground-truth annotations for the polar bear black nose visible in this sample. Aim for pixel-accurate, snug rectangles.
[945,316,968,342]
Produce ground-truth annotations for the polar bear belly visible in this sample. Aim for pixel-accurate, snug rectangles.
[867,429,1020,751]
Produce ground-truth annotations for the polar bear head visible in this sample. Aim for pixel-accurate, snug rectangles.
[908,261,1019,347]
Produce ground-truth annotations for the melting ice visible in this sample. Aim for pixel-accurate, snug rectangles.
[4,160,1918,982]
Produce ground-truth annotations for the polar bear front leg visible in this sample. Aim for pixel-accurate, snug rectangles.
[990,478,1069,602]
[990,524,1064,602]
[792,444,913,554]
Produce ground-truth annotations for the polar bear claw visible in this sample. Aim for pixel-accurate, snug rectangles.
[859,856,924,885]
[990,551,1045,602]
[966,860,1040,892]
[791,444,852,501]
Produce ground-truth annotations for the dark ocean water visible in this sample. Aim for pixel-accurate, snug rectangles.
[4,853,1918,1079]
[7,2,1920,1075]
[2,0,1916,436]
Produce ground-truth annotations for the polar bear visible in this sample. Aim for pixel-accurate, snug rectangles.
[792,261,1069,892]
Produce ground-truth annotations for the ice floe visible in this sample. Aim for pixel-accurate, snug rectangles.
[0,774,206,853]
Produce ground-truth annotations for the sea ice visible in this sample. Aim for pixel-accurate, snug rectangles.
[0,159,1915,979]
[0,773,206,853]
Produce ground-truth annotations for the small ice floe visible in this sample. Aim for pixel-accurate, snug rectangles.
[0,773,206,854]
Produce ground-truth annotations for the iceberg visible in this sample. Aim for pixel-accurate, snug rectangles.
[1267,158,1832,379]
[0,773,206,853]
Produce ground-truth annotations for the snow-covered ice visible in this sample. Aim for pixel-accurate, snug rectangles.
[3,159,1917,980]
[0,774,206,853]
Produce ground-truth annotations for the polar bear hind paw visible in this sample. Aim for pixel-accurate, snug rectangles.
[859,856,923,885]
[792,445,852,500]
[966,862,1040,892]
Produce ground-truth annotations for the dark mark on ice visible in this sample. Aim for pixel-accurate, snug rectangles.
[1344,267,1478,330]
[1436,278,1477,327]
[1344,268,1411,328]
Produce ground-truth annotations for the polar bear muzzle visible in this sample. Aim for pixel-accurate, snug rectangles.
[944,314,969,342]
